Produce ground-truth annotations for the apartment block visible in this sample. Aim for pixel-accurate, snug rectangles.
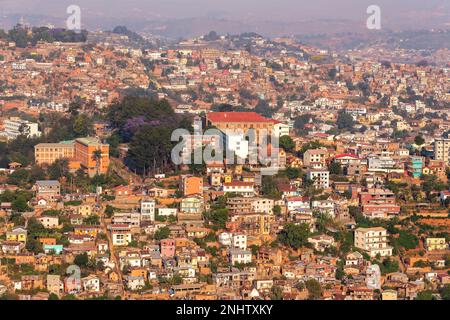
[434,138,450,165]
[354,227,393,258]
[34,142,74,165]
[3,117,41,140]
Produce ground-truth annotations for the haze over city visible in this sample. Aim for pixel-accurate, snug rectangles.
[0,0,449,37]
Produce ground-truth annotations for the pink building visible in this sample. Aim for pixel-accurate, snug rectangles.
[160,239,175,258]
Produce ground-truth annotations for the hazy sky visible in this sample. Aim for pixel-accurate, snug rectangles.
[0,0,447,20]
[0,0,449,36]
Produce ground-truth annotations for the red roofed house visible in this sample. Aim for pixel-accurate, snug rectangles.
[207,112,275,140]
[285,196,311,212]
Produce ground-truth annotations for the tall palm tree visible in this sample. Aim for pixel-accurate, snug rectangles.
[92,149,103,176]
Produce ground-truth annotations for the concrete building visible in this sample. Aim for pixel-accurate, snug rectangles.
[434,138,450,165]
[354,227,392,258]
[232,234,247,250]
[34,142,75,165]
[73,137,110,177]
[407,156,424,178]
[140,199,156,222]
[306,169,330,189]
[229,248,252,266]
[180,175,203,196]
[425,238,448,251]
[35,180,61,201]
[180,195,204,214]
[303,148,328,168]
[3,117,41,140]
[34,137,109,177]
[223,181,255,197]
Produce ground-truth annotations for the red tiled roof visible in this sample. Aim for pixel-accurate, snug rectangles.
[224,181,254,187]
[208,112,273,123]
[286,196,310,202]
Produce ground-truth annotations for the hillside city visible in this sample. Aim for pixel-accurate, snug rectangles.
[0,24,449,301]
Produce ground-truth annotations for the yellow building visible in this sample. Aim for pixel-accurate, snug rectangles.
[34,142,74,165]
[6,227,27,243]
[382,290,398,300]
[425,238,448,251]
[224,174,233,183]
[77,204,92,217]
[34,137,109,177]
[74,225,101,237]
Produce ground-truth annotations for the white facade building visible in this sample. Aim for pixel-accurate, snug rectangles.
[354,227,393,258]
[3,117,41,140]
[232,234,247,250]
[307,169,330,189]
[140,199,156,222]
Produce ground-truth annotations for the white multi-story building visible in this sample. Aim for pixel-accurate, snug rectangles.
[229,248,252,266]
[111,226,132,246]
[367,156,402,173]
[232,234,247,250]
[3,117,41,140]
[140,199,156,221]
[273,122,290,138]
[307,169,330,189]
[250,198,274,214]
[112,212,141,228]
[226,133,249,160]
[285,196,310,212]
[223,181,255,197]
[434,138,450,165]
[303,148,328,168]
[158,208,177,217]
[354,227,392,258]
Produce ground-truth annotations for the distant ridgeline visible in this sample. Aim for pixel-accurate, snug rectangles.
[0,25,88,48]
[112,26,145,44]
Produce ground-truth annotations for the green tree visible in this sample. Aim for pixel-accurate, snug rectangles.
[104,205,115,218]
[48,159,70,180]
[12,195,30,212]
[337,110,355,130]
[440,284,450,300]
[277,223,311,249]
[204,208,229,229]
[72,114,93,137]
[414,135,425,146]
[305,279,322,300]
[6,169,30,187]
[254,99,274,118]
[273,205,282,217]
[48,293,59,300]
[329,162,342,175]
[74,252,89,267]
[154,227,170,240]
[415,290,434,300]
[262,176,281,199]
[92,149,103,176]
[285,167,302,179]
[294,114,314,133]
[270,286,283,300]
[279,135,295,153]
